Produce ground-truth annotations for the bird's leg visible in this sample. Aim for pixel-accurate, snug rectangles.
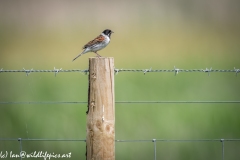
[94,52,102,57]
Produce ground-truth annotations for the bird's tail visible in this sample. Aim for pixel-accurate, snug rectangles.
[72,51,84,62]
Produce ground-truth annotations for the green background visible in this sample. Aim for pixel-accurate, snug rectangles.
[0,0,240,159]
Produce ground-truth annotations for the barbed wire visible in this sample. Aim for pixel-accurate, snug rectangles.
[114,67,240,76]
[1,101,240,105]
[0,67,239,76]
[0,67,89,76]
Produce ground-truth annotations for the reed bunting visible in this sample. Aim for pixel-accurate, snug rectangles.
[72,29,114,61]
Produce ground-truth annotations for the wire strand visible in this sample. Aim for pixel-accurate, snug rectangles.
[1,138,239,142]
[0,68,239,74]
[0,101,240,105]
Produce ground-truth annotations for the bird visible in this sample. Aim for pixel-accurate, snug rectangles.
[72,29,114,61]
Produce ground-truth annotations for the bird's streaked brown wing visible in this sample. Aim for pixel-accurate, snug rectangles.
[83,35,105,49]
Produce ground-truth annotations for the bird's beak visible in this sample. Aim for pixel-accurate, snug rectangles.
[111,31,114,33]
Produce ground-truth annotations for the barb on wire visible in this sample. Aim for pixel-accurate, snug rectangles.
[23,68,33,76]
[143,67,152,75]
[54,67,62,77]
[234,67,239,77]
[0,68,3,73]
[174,66,180,76]
[203,67,212,76]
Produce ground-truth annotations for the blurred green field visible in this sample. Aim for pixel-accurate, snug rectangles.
[0,1,240,159]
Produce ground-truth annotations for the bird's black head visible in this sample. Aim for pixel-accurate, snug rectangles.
[102,29,114,38]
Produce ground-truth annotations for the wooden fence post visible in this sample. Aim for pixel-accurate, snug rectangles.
[86,57,115,160]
